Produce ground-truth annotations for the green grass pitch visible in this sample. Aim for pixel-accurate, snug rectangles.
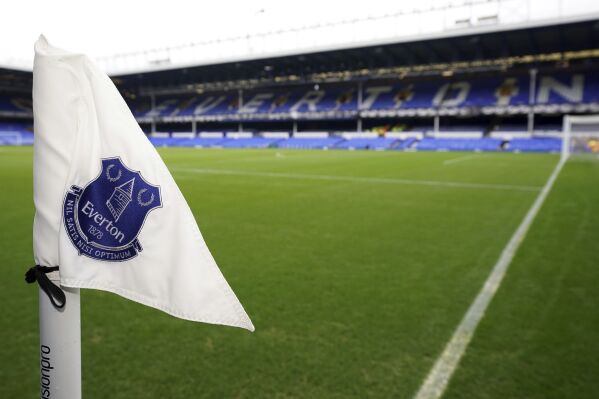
[0,147,598,398]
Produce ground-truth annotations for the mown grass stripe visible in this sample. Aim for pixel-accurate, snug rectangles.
[443,154,481,165]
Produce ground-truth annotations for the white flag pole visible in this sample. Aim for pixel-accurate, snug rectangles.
[39,271,81,399]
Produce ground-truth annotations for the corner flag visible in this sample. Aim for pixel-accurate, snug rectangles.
[33,35,253,330]
[30,35,254,398]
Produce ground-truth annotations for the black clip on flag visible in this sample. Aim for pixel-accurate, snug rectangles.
[25,265,66,308]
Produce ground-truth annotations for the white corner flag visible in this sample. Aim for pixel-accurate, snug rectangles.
[31,35,253,398]
[33,35,253,330]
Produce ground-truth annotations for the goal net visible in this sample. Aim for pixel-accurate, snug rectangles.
[562,115,599,161]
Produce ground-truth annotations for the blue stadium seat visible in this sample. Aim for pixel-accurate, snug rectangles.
[276,137,344,149]
[220,137,280,148]
[334,137,398,150]
[127,71,599,120]
[395,137,419,150]
[0,123,34,145]
[416,138,502,152]
[507,138,562,153]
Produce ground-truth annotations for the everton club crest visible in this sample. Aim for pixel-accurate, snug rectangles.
[63,157,162,261]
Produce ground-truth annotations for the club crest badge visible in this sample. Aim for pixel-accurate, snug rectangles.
[63,157,162,261]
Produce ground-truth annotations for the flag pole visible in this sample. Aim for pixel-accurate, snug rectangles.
[39,271,81,399]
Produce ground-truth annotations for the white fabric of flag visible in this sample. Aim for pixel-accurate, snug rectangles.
[32,36,254,331]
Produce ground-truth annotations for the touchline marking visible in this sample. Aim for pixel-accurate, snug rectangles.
[172,167,542,192]
[413,158,566,399]
[443,154,480,165]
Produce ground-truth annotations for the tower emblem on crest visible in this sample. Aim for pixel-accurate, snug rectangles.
[106,178,135,222]
[62,157,162,262]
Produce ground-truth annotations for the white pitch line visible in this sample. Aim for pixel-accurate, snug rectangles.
[172,167,542,192]
[413,157,566,399]
[443,154,480,165]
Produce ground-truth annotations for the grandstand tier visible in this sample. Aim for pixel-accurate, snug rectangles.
[128,72,599,122]
[27,129,553,153]
[1,19,599,155]
[2,73,599,121]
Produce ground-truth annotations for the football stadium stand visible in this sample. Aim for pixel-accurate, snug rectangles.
[335,137,398,150]
[1,19,598,153]
[0,116,572,154]
[0,122,33,145]
[506,137,563,153]
[416,138,504,152]
[129,72,599,122]
[276,137,344,150]
[0,71,587,153]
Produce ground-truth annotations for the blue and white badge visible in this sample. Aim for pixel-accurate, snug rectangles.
[63,157,162,261]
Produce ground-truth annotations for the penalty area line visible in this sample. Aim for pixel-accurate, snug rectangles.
[172,167,541,192]
[413,158,567,399]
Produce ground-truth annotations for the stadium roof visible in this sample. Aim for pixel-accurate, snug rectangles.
[115,18,599,95]
[3,0,599,75]
[105,10,599,77]
[3,17,599,96]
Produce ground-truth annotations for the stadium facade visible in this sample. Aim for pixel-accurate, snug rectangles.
[1,18,599,152]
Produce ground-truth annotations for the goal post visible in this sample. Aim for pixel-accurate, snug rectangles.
[562,114,599,162]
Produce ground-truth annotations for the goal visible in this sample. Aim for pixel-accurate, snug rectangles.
[562,115,599,161]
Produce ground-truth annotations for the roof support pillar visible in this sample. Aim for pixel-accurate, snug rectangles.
[150,93,156,133]
[528,68,537,135]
